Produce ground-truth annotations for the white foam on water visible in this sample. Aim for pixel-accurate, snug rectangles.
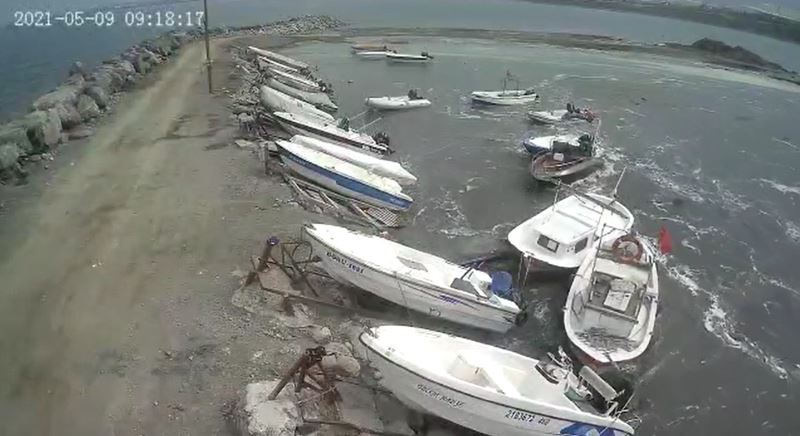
[622,107,645,117]
[771,137,799,151]
[785,221,800,244]
[759,178,800,197]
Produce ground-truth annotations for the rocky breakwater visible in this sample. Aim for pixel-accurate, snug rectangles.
[0,32,188,183]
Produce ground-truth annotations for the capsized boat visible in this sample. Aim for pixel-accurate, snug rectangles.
[277,142,412,211]
[386,51,434,63]
[361,325,636,436]
[266,78,337,113]
[269,68,324,93]
[303,225,521,332]
[273,111,391,156]
[365,90,431,110]
[248,45,309,70]
[471,89,539,106]
[290,135,416,185]
[508,192,634,270]
[260,86,334,123]
[528,108,595,124]
[566,234,659,365]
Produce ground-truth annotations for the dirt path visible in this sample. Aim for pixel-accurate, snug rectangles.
[0,39,317,435]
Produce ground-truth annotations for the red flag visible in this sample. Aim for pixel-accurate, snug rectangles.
[658,225,673,254]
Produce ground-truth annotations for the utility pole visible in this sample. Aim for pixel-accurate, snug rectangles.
[203,0,213,93]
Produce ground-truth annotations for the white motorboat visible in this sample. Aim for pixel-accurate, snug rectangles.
[508,192,634,270]
[277,142,412,211]
[386,52,434,63]
[248,45,309,70]
[273,111,391,156]
[528,109,595,124]
[266,78,337,112]
[303,225,521,332]
[471,89,539,105]
[355,51,392,60]
[269,68,323,93]
[257,56,300,74]
[361,325,636,436]
[566,234,659,365]
[290,135,416,185]
[260,86,334,123]
[522,134,581,155]
[365,95,431,111]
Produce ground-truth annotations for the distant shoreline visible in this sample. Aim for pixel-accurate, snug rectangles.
[517,0,800,45]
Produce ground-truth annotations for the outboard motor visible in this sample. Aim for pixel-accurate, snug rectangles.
[373,131,390,146]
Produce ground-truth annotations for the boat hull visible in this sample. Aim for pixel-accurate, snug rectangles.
[304,232,516,333]
[274,114,389,155]
[471,92,539,106]
[280,149,412,211]
[386,54,432,63]
[362,336,631,436]
[266,78,337,112]
[531,155,603,182]
[365,97,431,110]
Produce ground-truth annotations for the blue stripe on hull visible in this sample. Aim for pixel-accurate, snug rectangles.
[283,151,412,210]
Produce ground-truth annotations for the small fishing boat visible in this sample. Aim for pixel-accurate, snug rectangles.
[257,56,301,74]
[521,134,582,156]
[508,192,634,271]
[266,78,337,113]
[351,43,388,53]
[260,86,334,123]
[365,90,431,110]
[528,107,595,124]
[248,45,309,70]
[272,111,391,156]
[530,152,602,183]
[277,142,412,210]
[566,233,659,365]
[290,135,416,185]
[269,68,323,93]
[360,325,637,436]
[355,50,392,60]
[471,71,538,105]
[386,51,434,63]
[303,225,521,331]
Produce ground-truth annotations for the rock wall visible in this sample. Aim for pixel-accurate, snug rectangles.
[0,15,345,184]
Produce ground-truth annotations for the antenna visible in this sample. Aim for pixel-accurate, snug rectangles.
[612,167,627,199]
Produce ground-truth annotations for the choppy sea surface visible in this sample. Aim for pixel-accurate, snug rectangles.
[282,38,800,435]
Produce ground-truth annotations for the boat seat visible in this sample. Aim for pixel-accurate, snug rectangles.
[448,353,519,397]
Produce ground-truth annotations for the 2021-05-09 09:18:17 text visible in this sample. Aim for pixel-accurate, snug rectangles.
[12,11,205,28]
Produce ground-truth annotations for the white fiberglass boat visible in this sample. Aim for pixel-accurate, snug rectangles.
[269,68,323,93]
[259,86,333,123]
[365,95,431,111]
[266,78,337,112]
[529,109,595,124]
[508,193,634,270]
[356,51,392,60]
[290,135,416,185]
[351,43,389,53]
[273,111,391,156]
[248,45,309,70]
[471,89,539,105]
[566,234,659,365]
[303,225,520,332]
[361,325,636,436]
[522,134,582,156]
[257,56,300,74]
[277,142,412,210]
[386,52,434,63]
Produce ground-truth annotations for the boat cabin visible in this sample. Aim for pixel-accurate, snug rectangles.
[571,247,656,338]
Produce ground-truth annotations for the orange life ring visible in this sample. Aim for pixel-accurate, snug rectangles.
[611,235,644,264]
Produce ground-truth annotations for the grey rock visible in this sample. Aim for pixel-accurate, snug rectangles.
[0,143,20,170]
[115,60,136,76]
[28,154,42,162]
[335,355,361,377]
[90,68,119,93]
[24,109,62,152]
[85,86,110,109]
[67,126,94,140]
[229,380,298,436]
[0,121,33,155]
[33,85,81,111]
[69,61,88,78]
[55,103,82,129]
[310,326,331,344]
[77,94,101,120]
[64,73,86,89]
[133,55,150,74]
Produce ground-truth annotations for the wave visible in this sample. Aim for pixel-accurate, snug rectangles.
[759,178,800,197]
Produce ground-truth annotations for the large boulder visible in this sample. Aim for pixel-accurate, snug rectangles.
[24,109,62,152]
[64,73,86,89]
[55,103,82,129]
[76,94,101,120]
[133,55,150,74]
[229,380,299,436]
[89,68,120,93]
[69,61,88,78]
[32,85,81,111]
[85,85,109,109]
[0,143,21,182]
[0,121,33,155]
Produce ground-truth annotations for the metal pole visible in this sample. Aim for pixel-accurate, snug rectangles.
[203,0,213,93]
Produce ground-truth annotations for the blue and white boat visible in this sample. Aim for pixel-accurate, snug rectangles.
[277,140,412,211]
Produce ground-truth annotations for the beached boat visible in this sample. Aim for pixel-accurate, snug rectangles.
[290,135,416,185]
[365,92,431,111]
[386,52,434,63]
[566,234,659,365]
[266,78,337,113]
[273,111,391,156]
[277,142,412,210]
[259,86,334,123]
[269,68,323,93]
[508,192,634,270]
[471,89,539,106]
[248,45,309,70]
[355,50,392,60]
[529,108,595,124]
[303,225,521,331]
[257,56,301,74]
[360,325,637,436]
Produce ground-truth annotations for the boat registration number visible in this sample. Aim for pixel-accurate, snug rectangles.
[416,383,465,408]
[504,408,550,425]
[326,251,364,274]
